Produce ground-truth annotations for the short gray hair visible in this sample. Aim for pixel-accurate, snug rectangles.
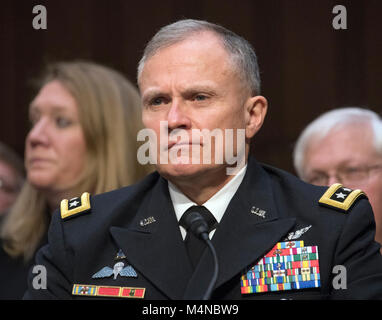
[293,107,382,178]
[137,19,261,95]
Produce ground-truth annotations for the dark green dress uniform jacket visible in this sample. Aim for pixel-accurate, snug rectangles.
[24,157,382,299]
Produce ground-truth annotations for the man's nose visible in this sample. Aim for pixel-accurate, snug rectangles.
[167,100,191,130]
[26,118,50,147]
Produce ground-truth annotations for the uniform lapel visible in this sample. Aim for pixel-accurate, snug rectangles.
[110,177,192,300]
[183,158,296,299]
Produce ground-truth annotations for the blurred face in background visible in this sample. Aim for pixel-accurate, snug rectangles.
[0,161,21,215]
[25,80,87,194]
[303,123,382,244]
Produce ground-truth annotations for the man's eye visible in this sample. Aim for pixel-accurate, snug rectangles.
[150,97,165,106]
[307,175,328,185]
[344,167,358,174]
[194,94,208,101]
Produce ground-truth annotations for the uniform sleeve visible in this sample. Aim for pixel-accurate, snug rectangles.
[23,210,74,299]
[331,199,382,299]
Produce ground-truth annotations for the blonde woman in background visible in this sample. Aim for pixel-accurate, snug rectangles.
[0,61,151,299]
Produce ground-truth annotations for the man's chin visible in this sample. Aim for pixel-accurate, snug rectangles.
[156,163,217,182]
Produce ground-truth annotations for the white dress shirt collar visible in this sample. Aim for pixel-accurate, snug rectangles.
[168,165,247,239]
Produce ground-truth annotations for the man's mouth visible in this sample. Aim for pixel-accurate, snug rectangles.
[166,141,202,151]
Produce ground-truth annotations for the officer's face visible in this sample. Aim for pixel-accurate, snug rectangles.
[25,80,87,194]
[139,32,267,185]
[303,123,382,244]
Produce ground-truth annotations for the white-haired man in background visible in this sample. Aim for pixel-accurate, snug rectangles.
[294,107,382,246]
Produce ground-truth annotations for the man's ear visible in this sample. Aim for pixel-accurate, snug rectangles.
[245,95,268,139]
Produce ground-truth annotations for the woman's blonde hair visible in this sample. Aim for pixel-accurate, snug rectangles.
[1,61,151,260]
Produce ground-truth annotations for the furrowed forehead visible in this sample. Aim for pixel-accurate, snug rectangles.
[138,23,258,95]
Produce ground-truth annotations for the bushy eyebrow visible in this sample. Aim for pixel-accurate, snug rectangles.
[141,82,219,103]
[181,85,218,97]
[141,88,165,105]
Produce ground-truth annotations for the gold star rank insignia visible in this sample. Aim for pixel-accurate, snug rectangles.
[60,192,91,220]
[318,183,366,212]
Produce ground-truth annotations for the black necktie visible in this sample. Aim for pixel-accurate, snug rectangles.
[179,206,218,269]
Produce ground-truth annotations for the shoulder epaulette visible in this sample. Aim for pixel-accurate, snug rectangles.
[318,183,366,212]
[60,192,91,220]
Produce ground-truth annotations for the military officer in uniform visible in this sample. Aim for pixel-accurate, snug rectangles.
[24,19,382,300]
